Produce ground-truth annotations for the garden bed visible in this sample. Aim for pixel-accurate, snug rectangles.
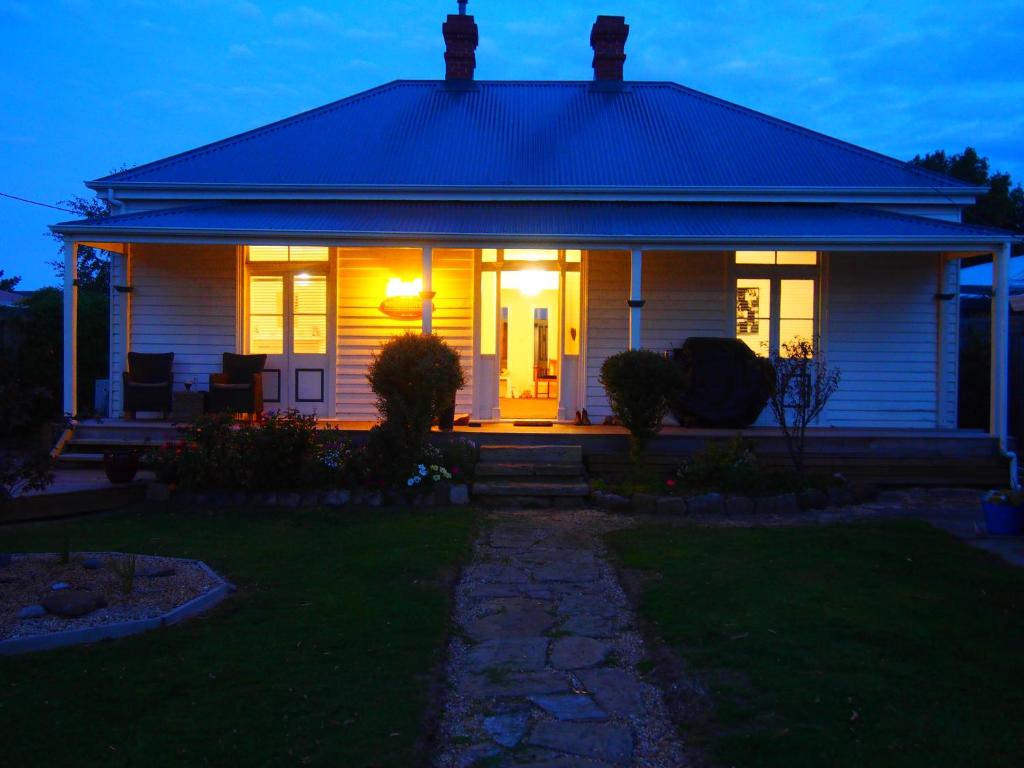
[1,552,226,652]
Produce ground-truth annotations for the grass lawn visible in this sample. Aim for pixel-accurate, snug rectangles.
[0,505,476,767]
[609,520,1024,768]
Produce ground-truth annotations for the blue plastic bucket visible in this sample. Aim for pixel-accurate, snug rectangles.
[982,502,1024,536]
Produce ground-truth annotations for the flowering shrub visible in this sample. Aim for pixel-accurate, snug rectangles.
[440,437,478,482]
[406,462,453,489]
[318,436,370,488]
[145,411,322,491]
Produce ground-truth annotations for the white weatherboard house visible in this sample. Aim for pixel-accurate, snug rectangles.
[53,12,1021,481]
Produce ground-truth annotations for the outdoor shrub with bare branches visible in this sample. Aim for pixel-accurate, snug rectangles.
[768,338,840,477]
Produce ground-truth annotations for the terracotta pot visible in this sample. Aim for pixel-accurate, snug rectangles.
[103,451,139,484]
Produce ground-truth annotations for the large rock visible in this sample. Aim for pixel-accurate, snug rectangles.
[324,489,350,507]
[17,604,46,619]
[459,670,569,698]
[42,590,107,618]
[669,337,774,428]
[466,637,549,673]
[577,668,646,716]
[464,604,557,641]
[528,721,633,765]
[483,712,530,748]
[686,492,724,515]
[591,490,631,512]
[449,484,471,506]
[550,637,610,670]
[528,694,607,722]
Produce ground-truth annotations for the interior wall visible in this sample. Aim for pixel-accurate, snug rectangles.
[500,283,560,398]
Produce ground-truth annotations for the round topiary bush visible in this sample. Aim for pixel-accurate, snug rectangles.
[599,349,679,460]
[367,333,465,472]
[669,337,775,428]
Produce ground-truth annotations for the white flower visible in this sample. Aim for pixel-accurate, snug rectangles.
[407,478,414,486]
[433,474,440,482]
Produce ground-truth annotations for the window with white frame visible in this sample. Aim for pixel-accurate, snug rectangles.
[734,251,818,357]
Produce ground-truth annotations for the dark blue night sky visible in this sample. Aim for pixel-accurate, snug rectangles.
[2,0,1022,287]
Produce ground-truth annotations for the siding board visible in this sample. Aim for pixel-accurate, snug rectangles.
[128,244,237,409]
[336,247,474,421]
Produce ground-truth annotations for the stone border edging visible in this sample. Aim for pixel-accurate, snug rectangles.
[0,555,231,656]
[591,483,880,515]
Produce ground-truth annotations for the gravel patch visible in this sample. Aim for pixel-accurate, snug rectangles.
[1,552,221,642]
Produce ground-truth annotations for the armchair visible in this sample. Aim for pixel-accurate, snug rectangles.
[122,352,174,419]
[208,353,266,417]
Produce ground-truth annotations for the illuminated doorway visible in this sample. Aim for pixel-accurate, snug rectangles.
[476,249,583,421]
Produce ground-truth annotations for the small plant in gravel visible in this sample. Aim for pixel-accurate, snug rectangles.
[111,553,137,596]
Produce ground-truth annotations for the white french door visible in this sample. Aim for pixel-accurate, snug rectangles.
[247,264,332,415]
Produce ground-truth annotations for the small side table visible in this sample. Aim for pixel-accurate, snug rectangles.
[172,390,206,422]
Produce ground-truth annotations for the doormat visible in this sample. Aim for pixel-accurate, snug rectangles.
[512,420,553,427]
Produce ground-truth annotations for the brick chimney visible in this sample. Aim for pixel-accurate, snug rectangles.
[590,15,629,81]
[442,2,478,81]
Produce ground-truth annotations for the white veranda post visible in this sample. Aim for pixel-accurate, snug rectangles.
[990,241,1011,447]
[63,237,79,416]
[628,248,643,350]
[421,246,434,335]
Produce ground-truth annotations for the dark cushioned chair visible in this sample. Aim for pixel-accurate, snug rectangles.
[208,353,266,416]
[123,351,174,419]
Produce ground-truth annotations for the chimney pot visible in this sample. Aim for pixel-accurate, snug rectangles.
[443,11,478,80]
[590,15,629,82]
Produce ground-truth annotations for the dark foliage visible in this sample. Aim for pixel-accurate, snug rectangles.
[48,195,115,291]
[0,270,20,291]
[911,147,1024,253]
[147,411,325,491]
[669,337,775,428]
[600,349,679,459]
[367,333,465,476]
[5,286,108,418]
[0,450,53,506]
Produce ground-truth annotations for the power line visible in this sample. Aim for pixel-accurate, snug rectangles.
[0,191,75,213]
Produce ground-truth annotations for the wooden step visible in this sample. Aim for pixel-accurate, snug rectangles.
[475,461,586,478]
[55,452,105,468]
[479,444,583,464]
[471,480,590,497]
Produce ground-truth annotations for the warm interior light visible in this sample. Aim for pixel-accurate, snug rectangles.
[385,277,423,298]
[502,270,558,297]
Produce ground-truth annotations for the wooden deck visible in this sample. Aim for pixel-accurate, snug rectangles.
[62,420,1014,488]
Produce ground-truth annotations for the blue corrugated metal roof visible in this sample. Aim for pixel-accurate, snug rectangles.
[53,201,1013,243]
[90,81,971,192]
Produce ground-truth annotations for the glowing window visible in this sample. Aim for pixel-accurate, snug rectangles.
[504,249,558,262]
[249,276,283,354]
[736,250,817,265]
[736,278,771,356]
[480,271,497,355]
[565,250,582,263]
[779,279,815,357]
[293,275,327,354]
[564,271,581,355]
[249,245,329,262]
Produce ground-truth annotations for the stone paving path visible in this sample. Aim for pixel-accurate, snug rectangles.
[435,509,687,768]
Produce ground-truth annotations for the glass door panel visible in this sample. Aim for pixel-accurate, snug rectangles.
[779,279,815,356]
[736,278,771,356]
[249,276,284,355]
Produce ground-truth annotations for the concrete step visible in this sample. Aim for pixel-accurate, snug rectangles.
[475,461,586,479]
[55,452,105,468]
[479,444,583,464]
[64,439,158,453]
[471,480,590,497]
[73,422,181,443]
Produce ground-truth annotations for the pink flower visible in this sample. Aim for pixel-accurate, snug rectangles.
[665,478,677,488]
